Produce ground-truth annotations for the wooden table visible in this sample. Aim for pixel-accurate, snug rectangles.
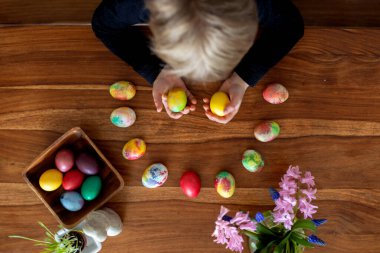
[0,23,380,253]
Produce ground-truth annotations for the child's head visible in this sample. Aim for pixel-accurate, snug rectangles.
[146,0,258,82]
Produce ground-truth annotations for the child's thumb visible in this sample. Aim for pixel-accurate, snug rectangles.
[224,102,237,115]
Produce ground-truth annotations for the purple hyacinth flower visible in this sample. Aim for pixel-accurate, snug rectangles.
[255,212,265,223]
[308,235,326,246]
[312,219,327,227]
[269,187,280,201]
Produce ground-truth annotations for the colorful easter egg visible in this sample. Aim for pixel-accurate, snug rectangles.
[39,169,63,191]
[167,88,187,112]
[110,107,136,128]
[76,153,100,175]
[210,91,230,116]
[242,150,264,172]
[122,138,146,160]
[60,191,85,211]
[55,149,74,173]
[180,171,201,198]
[142,163,168,188]
[81,176,102,201]
[109,81,136,101]
[214,171,235,198]
[62,169,85,191]
[254,121,281,142]
[263,83,289,104]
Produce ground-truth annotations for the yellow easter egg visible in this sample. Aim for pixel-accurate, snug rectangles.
[167,88,187,112]
[210,91,230,116]
[109,81,136,101]
[39,169,63,191]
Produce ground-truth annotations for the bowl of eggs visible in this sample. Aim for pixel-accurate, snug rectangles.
[22,127,124,228]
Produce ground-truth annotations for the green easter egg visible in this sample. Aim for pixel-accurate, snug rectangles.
[81,176,102,201]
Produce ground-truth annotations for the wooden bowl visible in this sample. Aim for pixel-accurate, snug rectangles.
[22,127,124,228]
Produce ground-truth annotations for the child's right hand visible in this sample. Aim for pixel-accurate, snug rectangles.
[152,68,197,119]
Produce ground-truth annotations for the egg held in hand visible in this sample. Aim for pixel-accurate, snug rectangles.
[210,91,230,116]
[167,88,187,112]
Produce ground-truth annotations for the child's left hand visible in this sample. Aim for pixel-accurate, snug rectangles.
[203,72,249,124]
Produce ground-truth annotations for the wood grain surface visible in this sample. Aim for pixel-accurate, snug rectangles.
[0,0,379,26]
[0,25,379,253]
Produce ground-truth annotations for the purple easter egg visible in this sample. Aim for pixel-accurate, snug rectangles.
[76,153,100,175]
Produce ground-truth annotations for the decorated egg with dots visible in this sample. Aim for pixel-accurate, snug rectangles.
[242,150,264,172]
[110,107,136,128]
[254,121,280,142]
[210,91,230,116]
[214,171,235,198]
[142,163,168,188]
[263,83,289,104]
[122,138,146,160]
[109,81,136,101]
[167,88,187,112]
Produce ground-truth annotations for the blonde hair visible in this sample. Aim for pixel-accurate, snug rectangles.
[145,0,258,82]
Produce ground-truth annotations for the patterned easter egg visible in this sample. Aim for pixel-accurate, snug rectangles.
[263,83,289,104]
[122,138,146,160]
[39,169,63,191]
[142,163,168,188]
[110,107,136,128]
[167,88,187,112]
[210,91,230,116]
[254,121,280,142]
[214,171,235,198]
[109,81,136,100]
[60,191,85,212]
[242,150,264,172]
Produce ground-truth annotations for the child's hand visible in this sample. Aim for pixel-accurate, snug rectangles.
[153,68,197,119]
[203,72,249,124]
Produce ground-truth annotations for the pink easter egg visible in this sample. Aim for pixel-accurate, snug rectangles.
[263,83,289,104]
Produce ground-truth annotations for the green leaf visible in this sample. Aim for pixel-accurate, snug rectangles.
[244,231,260,240]
[256,223,278,237]
[291,233,314,248]
[292,219,317,232]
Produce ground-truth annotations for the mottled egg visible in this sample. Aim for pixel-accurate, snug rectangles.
[76,153,100,175]
[60,191,85,212]
[214,171,235,198]
[81,176,102,201]
[110,107,136,128]
[142,163,168,188]
[210,91,230,116]
[55,149,74,173]
[263,83,289,104]
[39,169,63,191]
[180,171,201,198]
[167,88,187,112]
[242,150,264,172]
[122,138,146,160]
[109,81,136,101]
[254,121,280,142]
[62,169,85,191]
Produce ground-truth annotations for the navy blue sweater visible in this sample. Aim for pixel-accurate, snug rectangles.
[92,0,304,86]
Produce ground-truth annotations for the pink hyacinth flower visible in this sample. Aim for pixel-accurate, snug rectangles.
[286,165,302,179]
[299,197,318,219]
[301,171,315,187]
[301,188,317,201]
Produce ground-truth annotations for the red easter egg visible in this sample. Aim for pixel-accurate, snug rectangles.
[62,170,85,191]
[180,171,201,198]
[55,149,74,173]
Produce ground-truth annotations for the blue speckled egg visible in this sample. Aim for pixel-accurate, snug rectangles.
[142,163,168,188]
[60,191,85,212]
